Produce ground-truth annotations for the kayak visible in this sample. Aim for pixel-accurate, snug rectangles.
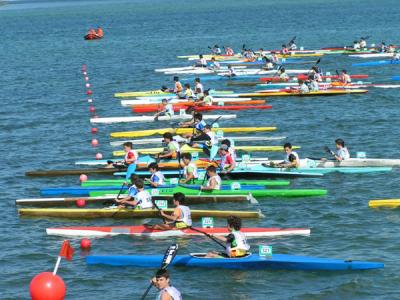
[81,179,291,187]
[16,194,260,207]
[122,99,264,107]
[46,225,310,238]
[132,104,273,113]
[302,158,400,168]
[18,208,264,219]
[350,53,399,58]
[42,185,327,198]
[114,90,232,98]
[84,34,102,40]
[112,145,299,156]
[352,60,400,67]
[26,168,121,177]
[109,135,286,147]
[260,74,369,82]
[86,253,383,271]
[91,114,236,124]
[368,199,400,209]
[234,89,368,98]
[110,127,277,138]
[393,76,400,81]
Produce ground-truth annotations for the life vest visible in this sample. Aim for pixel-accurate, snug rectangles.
[226,231,250,257]
[207,175,221,190]
[176,205,192,226]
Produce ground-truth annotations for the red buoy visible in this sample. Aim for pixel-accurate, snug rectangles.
[89,106,95,113]
[79,174,88,182]
[84,76,89,81]
[91,127,98,134]
[95,153,103,160]
[86,90,92,95]
[76,199,86,208]
[80,238,91,250]
[30,272,66,300]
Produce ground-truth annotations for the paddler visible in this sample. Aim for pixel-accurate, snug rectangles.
[117,142,138,181]
[359,37,367,49]
[112,175,138,205]
[95,27,104,38]
[209,57,221,70]
[189,124,218,156]
[309,66,322,82]
[194,77,204,98]
[325,138,350,161]
[288,40,297,50]
[339,69,351,84]
[281,44,289,55]
[220,139,237,161]
[226,64,237,77]
[145,162,166,187]
[154,98,174,121]
[270,142,300,168]
[380,42,387,53]
[200,165,222,190]
[211,45,222,55]
[181,83,195,100]
[206,215,250,258]
[152,269,182,300]
[195,54,208,67]
[87,28,96,36]
[216,144,236,174]
[278,67,289,81]
[157,132,180,160]
[179,112,207,137]
[298,80,310,93]
[151,192,192,230]
[263,57,274,70]
[115,179,153,209]
[224,46,234,56]
[387,44,396,53]
[180,153,198,184]
[195,89,213,106]
[353,40,361,50]
[172,76,183,94]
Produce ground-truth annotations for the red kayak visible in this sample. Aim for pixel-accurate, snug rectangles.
[132,104,272,113]
[46,225,310,238]
[84,34,102,40]
[260,74,369,82]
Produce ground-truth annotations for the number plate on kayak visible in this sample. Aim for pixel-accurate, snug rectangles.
[151,189,160,196]
[202,217,214,228]
[169,178,179,185]
[155,200,168,209]
[259,245,273,258]
[230,182,241,190]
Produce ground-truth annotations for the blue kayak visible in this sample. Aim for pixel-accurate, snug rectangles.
[393,76,400,81]
[352,60,400,67]
[40,184,268,196]
[86,253,384,271]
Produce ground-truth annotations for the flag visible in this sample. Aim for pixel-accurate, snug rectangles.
[59,240,74,261]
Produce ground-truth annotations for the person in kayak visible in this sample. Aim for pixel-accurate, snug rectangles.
[225,46,234,56]
[298,80,310,93]
[207,215,250,258]
[281,44,289,55]
[380,42,387,53]
[200,165,222,191]
[158,132,180,160]
[263,57,274,70]
[359,37,367,49]
[172,76,183,94]
[145,163,166,187]
[180,83,195,100]
[220,138,237,161]
[152,192,192,230]
[288,40,297,50]
[226,64,237,77]
[211,45,222,55]
[339,70,351,84]
[180,153,198,184]
[179,112,207,138]
[154,98,174,120]
[270,142,300,168]
[86,28,96,36]
[308,75,319,91]
[387,44,396,53]
[114,142,138,181]
[216,144,236,174]
[189,124,218,157]
[278,67,289,81]
[353,40,361,50]
[195,54,208,67]
[116,179,153,209]
[194,77,204,98]
[196,89,213,106]
[309,66,322,82]
[152,269,183,300]
[325,138,350,161]
[209,57,221,70]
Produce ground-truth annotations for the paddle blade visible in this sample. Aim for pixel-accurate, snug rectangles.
[161,244,179,269]
[315,58,321,65]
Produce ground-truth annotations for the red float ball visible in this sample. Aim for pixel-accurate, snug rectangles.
[89,106,95,113]
[84,76,89,81]
[86,90,92,95]
[80,238,91,250]
[91,139,99,147]
[95,153,103,160]
[91,127,98,134]
[30,272,66,300]
[82,64,86,71]
[76,199,86,208]
[79,174,88,182]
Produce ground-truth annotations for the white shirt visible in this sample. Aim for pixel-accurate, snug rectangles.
[336,147,350,160]
[285,151,300,165]
[199,58,207,66]
[207,175,221,190]
[164,103,174,115]
[177,205,192,226]
[206,131,218,145]
[309,80,319,91]
[300,83,310,93]
[353,42,361,50]
[360,40,367,48]
[195,82,204,94]
[151,171,165,185]
[158,286,182,300]
[134,190,153,209]
[226,231,250,256]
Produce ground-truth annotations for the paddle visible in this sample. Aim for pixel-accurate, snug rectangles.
[103,182,126,206]
[287,36,296,46]
[140,244,179,300]
[323,146,336,158]
[188,226,226,249]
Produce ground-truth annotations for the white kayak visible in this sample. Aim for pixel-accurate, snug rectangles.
[109,135,287,147]
[120,97,253,106]
[349,53,397,58]
[218,69,309,76]
[155,66,247,73]
[300,158,400,168]
[90,114,236,124]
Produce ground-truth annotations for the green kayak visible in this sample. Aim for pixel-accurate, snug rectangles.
[81,179,291,187]
[89,186,327,198]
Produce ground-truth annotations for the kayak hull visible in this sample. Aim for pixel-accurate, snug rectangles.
[369,199,400,209]
[46,226,310,238]
[132,104,272,113]
[86,253,384,271]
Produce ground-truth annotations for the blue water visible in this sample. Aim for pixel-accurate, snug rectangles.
[1,0,400,299]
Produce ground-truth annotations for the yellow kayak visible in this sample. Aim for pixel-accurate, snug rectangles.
[113,144,299,156]
[110,127,277,138]
[239,89,368,98]
[368,199,400,209]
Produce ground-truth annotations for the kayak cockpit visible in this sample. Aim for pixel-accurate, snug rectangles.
[190,253,252,259]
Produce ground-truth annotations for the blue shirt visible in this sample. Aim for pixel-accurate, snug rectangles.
[195,120,207,131]
[128,185,138,197]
